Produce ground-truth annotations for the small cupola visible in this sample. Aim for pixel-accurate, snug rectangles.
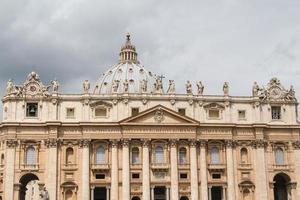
[119,33,139,64]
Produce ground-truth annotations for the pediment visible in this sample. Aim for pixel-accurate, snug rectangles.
[120,105,199,126]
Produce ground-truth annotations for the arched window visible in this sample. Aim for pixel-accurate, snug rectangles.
[275,147,284,165]
[26,147,35,165]
[1,154,4,165]
[241,148,248,164]
[179,147,187,164]
[66,147,74,165]
[96,146,105,164]
[211,147,220,164]
[65,190,73,200]
[155,146,164,164]
[132,147,140,164]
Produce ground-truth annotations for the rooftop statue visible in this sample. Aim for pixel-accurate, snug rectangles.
[186,81,193,95]
[196,81,204,95]
[252,81,261,97]
[51,79,60,93]
[140,79,148,93]
[6,79,14,95]
[167,80,175,94]
[154,75,164,94]
[83,80,90,93]
[223,82,229,96]
[112,80,120,93]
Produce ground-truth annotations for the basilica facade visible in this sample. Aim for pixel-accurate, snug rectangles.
[0,34,300,200]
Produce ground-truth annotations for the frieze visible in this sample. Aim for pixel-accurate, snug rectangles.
[6,139,18,148]
[82,127,121,134]
[122,126,196,134]
[201,128,232,135]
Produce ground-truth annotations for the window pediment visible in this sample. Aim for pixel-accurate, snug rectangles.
[90,100,113,108]
[203,102,225,110]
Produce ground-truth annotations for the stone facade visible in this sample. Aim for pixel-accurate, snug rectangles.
[0,34,299,200]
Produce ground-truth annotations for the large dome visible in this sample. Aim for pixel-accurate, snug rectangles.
[94,34,156,94]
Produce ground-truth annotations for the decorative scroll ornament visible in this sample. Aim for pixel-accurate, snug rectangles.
[154,108,164,123]
[258,77,296,102]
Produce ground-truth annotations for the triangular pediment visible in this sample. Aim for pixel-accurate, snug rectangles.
[120,105,199,126]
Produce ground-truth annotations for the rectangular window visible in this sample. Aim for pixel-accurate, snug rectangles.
[26,103,38,117]
[238,110,246,119]
[212,173,221,179]
[132,173,140,179]
[208,109,220,118]
[180,173,188,179]
[95,173,105,179]
[95,107,107,117]
[66,108,75,118]
[131,108,139,116]
[271,106,281,120]
[178,108,186,115]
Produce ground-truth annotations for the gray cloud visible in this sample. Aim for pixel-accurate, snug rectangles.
[1,0,300,120]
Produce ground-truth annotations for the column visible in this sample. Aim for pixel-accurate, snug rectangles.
[166,187,170,200]
[200,140,208,200]
[142,139,151,200]
[111,140,119,200]
[4,140,17,200]
[208,186,212,200]
[292,141,300,199]
[254,140,268,200]
[91,187,94,200]
[222,186,226,200]
[151,187,154,200]
[46,139,58,200]
[170,140,179,200]
[81,139,90,200]
[225,141,235,200]
[106,187,110,200]
[190,140,199,200]
[122,139,130,200]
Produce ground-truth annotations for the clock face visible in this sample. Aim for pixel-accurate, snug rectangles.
[26,83,40,95]
[270,87,282,99]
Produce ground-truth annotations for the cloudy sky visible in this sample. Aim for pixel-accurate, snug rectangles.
[0,0,300,120]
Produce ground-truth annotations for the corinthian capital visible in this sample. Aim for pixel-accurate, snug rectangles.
[142,139,151,147]
[45,138,60,148]
[189,139,197,147]
[292,141,300,150]
[225,140,236,148]
[122,139,130,147]
[198,140,207,148]
[6,139,18,148]
[169,139,178,148]
[110,139,119,148]
[79,139,91,148]
[252,139,267,149]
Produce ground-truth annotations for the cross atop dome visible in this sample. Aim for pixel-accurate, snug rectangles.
[119,33,139,64]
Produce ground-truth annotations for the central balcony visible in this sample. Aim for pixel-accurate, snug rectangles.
[151,163,169,171]
[91,164,110,171]
[207,163,226,171]
[20,164,39,171]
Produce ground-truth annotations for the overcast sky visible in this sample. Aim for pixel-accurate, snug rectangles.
[0,0,300,120]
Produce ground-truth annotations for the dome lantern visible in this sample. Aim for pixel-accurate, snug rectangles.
[119,33,139,64]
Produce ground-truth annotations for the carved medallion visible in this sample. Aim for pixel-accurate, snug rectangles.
[154,108,164,123]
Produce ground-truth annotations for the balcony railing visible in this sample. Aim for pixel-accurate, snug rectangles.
[272,164,290,171]
[151,163,169,170]
[91,164,110,171]
[62,163,78,170]
[178,163,190,170]
[21,164,39,171]
[238,163,252,169]
[207,163,226,170]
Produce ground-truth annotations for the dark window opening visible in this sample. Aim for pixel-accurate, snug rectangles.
[131,108,139,116]
[95,174,105,179]
[271,106,281,120]
[178,108,186,115]
[132,173,140,179]
[212,173,221,179]
[26,103,38,117]
[180,173,188,179]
